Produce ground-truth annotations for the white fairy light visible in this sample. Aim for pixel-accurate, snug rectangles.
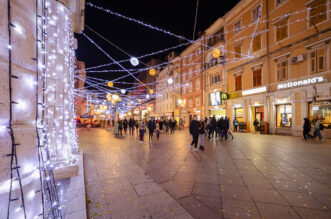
[13,23,24,35]
[130,57,139,66]
[7,45,12,50]
[121,89,126,94]
[167,78,173,84]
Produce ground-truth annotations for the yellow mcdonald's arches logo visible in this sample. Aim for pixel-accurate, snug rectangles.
[221,92,228,100]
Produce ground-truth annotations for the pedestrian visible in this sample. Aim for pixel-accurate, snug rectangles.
[129,118,135,135]
[159,119,164,131]
[313,118,324,141]
[233,118,238,132]
[253,118,259,132]
[118,120,123,136]
[223,117,229,140]
[219,117,225,140]
[199,119,205,151]
[228,117,234,140]
[303,118,312,140]
[165,119,169,132]
[147,118,156,141]
[156,123,160,140]
[139,126,145,142]
[123,118,128,135]
[189,115,200,152]
[170,118,176,134]
[135,120,139,135]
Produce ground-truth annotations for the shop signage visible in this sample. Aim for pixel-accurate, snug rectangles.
[277,77,324,90]
[242,86,267,96]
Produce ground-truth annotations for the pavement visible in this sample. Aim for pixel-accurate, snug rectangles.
[79,128,331,219]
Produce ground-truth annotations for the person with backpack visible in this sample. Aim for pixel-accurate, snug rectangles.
[233,118,238,132]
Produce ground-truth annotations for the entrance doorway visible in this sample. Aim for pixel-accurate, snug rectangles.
[252,107,264,132]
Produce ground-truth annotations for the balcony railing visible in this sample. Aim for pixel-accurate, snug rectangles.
[204,56,226,70]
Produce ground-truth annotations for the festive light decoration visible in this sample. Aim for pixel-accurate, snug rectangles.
[149,89,154,94]
[212,48,221,58]
[167,78,174,84]
[107,81,113,87]
[149,68,156,76]
[121,89,126,94]
[130,57,139,66]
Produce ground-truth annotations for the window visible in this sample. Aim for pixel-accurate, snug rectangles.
[188,82,192,92]
[234,20,241,34]
[308,0,327,27]
[210,74,221,85]
[309,101,331,129]
[310,47,326,74]
[276,0,287,7]
[276,59,288,81]
[252,4,261,23]
[253,34,261,52]
[188,67,193,78]
[235,75,242,91]
[275,18,288,42]
[195,96,200,107]
[234,45,241,58]
[207,27,225,46]
[195,78,200,90]
[276,104,292,127]
[188,98,193,107]
[253,69,262,87]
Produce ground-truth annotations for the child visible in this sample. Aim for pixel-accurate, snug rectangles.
[139,126,145,142]
[156,124,160,140]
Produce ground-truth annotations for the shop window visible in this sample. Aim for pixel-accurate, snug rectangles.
[195,78,200,90]
[235,108,244,122]
[309,101,331,129]
[195,96,200,107]
[253,34,261,52]
[310,47,326,74]
[234,45,241,58]
[188,98,193,107]
[308,0,327,27]
[235,75,242,91]
[275,18,288,42]
[276,59,288,81]
[276,104,292,127]
[234,20,241,34]
[253,69,262,87]
[252,4,261,23]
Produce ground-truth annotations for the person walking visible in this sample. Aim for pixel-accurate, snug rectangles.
[233,118,238,132]
[118,120,123,136]
[219,117,225,140]
[135,120,139,136]
[228,118,234,140]
[156,123,160,140]
[190,115,200,152]
[313,119,324,141]
[123,118,128,135]
[199,119,205,151]
[165,119,169,133]
[159,119,164,132]
[170,118,176,134]
[147,118,156,141]
[303,118,312,140]
[139,126,145,142]
[114,121,119,136]
[129,118,134,135]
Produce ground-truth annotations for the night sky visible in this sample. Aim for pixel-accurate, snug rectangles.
[75,0,240,88]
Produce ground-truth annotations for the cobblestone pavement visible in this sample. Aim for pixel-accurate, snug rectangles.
[79,128,331,219]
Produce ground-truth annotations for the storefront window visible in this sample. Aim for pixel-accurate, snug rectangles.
[309,101,331,129]
[276,104,292,127]
[235,108,244,122]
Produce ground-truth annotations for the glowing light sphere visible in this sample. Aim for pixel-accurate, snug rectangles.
[130,57,139,66]
[104,100,107,103]
[149,68,156,76]
[112,94,119,100]
[212,48,221,58]
[168,78,174,84]
[138,99,141,103]
[121,89,126,94]
[146,94,150,99]
[107,81,113,87]
[149,89,154,94]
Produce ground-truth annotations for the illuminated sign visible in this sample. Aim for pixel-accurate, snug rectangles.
[242,86,267,96]
[277,77,324,90]
[210,92,228,106]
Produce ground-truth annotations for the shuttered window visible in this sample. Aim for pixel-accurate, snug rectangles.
[310,47,326,74]
[235,75,242,91]
[234,45,241,58]
[308,0,327,27]
[253,34,261,52]
[275,18,288,42]
[253,69,262,87]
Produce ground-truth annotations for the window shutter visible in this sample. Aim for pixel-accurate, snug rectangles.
[317,48,326,72]
[310,51,316,74]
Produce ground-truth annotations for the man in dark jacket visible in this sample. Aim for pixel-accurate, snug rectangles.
[147,118,156,141]
[223,117,229,140]
[303,118,312,140]
[129,118,135,135]
[190,115,200,152]
[209,116,217,139]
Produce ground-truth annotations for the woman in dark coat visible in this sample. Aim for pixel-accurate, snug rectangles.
[303,118,312,140]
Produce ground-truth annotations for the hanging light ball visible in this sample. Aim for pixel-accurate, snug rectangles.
[130,57,139,66]
[121,89,126,94]
[146,94,150,99]
[107,81,113,87]
[112,94,119,100]
[149,68,156,76]
[212,48,221,58]
[168,78,174,84]
[149,89,154,94]
[138,99,141,103]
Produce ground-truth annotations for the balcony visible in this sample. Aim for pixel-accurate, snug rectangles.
[204,56,226,70]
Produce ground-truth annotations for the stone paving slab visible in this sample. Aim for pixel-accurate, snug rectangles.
[79,128,331,219]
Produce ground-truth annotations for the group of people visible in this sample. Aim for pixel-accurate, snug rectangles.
[303,117,325,141]
[112,117,179,142]
[189,115,234,152]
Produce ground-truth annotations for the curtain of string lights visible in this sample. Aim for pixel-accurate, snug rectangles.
[0,0,78,218]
